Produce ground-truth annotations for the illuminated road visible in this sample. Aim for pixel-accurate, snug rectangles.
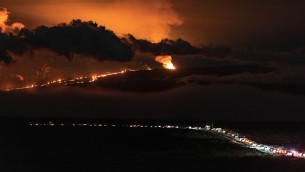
[28,122,305,159]
[200,126,304,158]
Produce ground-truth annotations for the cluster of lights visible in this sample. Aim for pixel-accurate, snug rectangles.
[29,122,179,129]
[207,125,305,158]
[29,122,64,127]
[28,121,305,159]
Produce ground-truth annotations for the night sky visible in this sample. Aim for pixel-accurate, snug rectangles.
[1,0,305,120]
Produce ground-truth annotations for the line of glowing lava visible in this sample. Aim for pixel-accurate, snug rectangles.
[4,56,177,92]
[4,68,148,92]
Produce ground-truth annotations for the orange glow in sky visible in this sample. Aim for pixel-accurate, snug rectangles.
[8,0,183,42]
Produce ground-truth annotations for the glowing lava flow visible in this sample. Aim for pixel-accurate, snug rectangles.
[4,69,148,92]
[155,55,176,70]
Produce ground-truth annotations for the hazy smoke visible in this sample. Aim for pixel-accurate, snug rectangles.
[14,74,24,81]
[36,64,52,84]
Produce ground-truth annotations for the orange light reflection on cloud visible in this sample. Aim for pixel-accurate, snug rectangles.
[12,0,183,42]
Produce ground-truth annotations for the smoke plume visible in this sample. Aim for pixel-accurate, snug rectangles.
[0,8,24,34]
[36,64,52,84]
[14,74,24,81]
[155,55,175,70]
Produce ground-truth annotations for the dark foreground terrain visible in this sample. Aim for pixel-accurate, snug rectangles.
[1,122,305,172]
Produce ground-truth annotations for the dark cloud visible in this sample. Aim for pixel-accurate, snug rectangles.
[233,47,305,66]
[0,19,135,64]
[178,67,305,96]
[0,32,27,64]
[46,63,305,97]
[66,65,274,92]
[125,34,232,57]
[20,19,133,62]
[1,84,305,121]
[0,19,232,65]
